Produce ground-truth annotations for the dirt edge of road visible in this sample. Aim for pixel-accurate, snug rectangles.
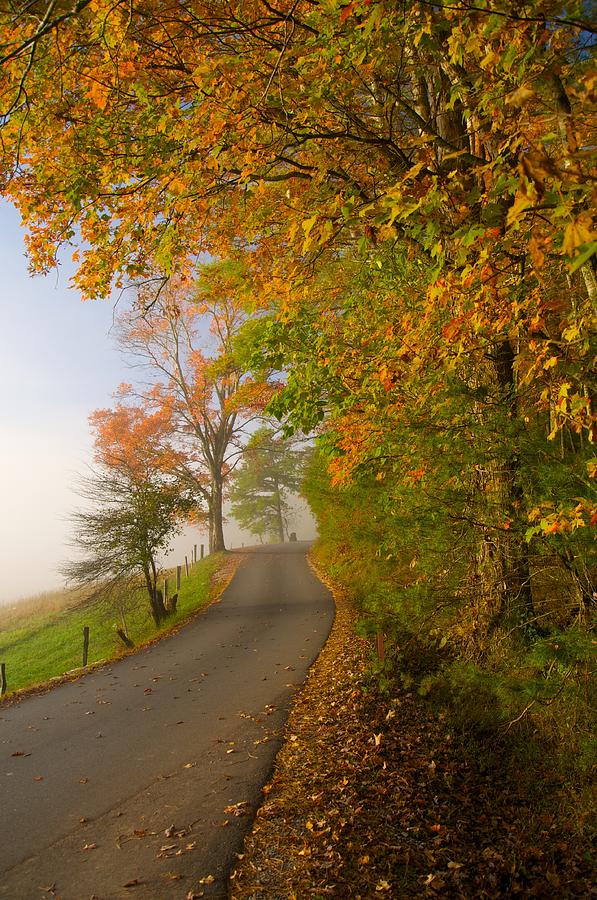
[228,552,365,898]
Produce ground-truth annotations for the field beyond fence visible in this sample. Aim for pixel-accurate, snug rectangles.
[0,549,227,698]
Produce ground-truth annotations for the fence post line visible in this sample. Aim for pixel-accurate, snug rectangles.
[194,544,197,564]
[82,626,90,668]
[200,543,204,559]
[163,577,168,602]
[176,565,181,591]
[185,555,189,577]
[0,662,6,696]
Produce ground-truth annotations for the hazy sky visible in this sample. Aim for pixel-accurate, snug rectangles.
[0,201,314,604]
[0,199,132,602]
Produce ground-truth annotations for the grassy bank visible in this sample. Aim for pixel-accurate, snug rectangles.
[0,553,233,698]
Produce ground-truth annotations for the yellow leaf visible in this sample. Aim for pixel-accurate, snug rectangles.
[563,214,595,256]
[506,85,536,106]
[302,215,317,237]
[507,192,532,226]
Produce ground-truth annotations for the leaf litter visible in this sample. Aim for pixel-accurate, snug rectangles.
[230,569,595,898]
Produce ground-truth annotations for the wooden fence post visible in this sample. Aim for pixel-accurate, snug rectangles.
[200,543,204,559]
[376,631,385,663]
[0,662,6,696]
[82,626,90,668]
[176,565,181,590]
[163,577,168,602]
[185,555,189,577]
[194,544,197,563]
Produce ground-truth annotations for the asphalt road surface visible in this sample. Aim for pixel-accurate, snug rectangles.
[0,543,334,900]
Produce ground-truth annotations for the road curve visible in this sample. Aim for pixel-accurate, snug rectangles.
[0,542,334,900]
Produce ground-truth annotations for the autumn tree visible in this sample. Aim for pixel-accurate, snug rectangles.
[63,398,196,626]
[0,2,594,636]
[230,427,306,543]
[119,261,272,552]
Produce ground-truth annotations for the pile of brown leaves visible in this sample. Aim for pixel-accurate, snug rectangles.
[229,569,594,898]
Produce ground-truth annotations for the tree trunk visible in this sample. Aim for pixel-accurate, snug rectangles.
[210,478,226,552]
[493,338,535,630]
[466,338,536,650]
[274,478,285,543]
[144,561,167,626]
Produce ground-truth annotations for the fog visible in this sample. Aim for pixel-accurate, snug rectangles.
[0,198,317,607]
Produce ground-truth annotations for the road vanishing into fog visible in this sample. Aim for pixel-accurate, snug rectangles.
[0,543,334,900]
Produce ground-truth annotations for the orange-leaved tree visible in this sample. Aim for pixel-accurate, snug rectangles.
[118,262,274,551]
[64,394,198,625]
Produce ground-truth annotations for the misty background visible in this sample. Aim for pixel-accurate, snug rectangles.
[0,200,315,605]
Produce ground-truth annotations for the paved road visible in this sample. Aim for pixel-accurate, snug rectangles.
[0,543,334,900]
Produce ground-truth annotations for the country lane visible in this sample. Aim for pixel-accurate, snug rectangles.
[0,542,334,900]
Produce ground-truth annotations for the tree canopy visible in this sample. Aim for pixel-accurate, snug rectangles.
[64,397,196,624]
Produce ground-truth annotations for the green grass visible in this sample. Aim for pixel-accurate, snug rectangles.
[0,553,228,697]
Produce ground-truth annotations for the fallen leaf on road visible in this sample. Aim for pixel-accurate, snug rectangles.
[224,802,250,817]
[82,843,97,851]
[198,874,215,885]
[39,884,56,894]
[183,762,196,769]
[11,751,31,757]
[79,778,89,784]
[164,872,183,880]
[33,775,44,781]
[123,878,143,887]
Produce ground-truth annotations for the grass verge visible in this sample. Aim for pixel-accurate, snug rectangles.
[0,552,241,700]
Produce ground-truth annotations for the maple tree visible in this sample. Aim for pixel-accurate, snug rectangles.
[64,396,196,625]
[117,262,272,552]
[230,426,306,542]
